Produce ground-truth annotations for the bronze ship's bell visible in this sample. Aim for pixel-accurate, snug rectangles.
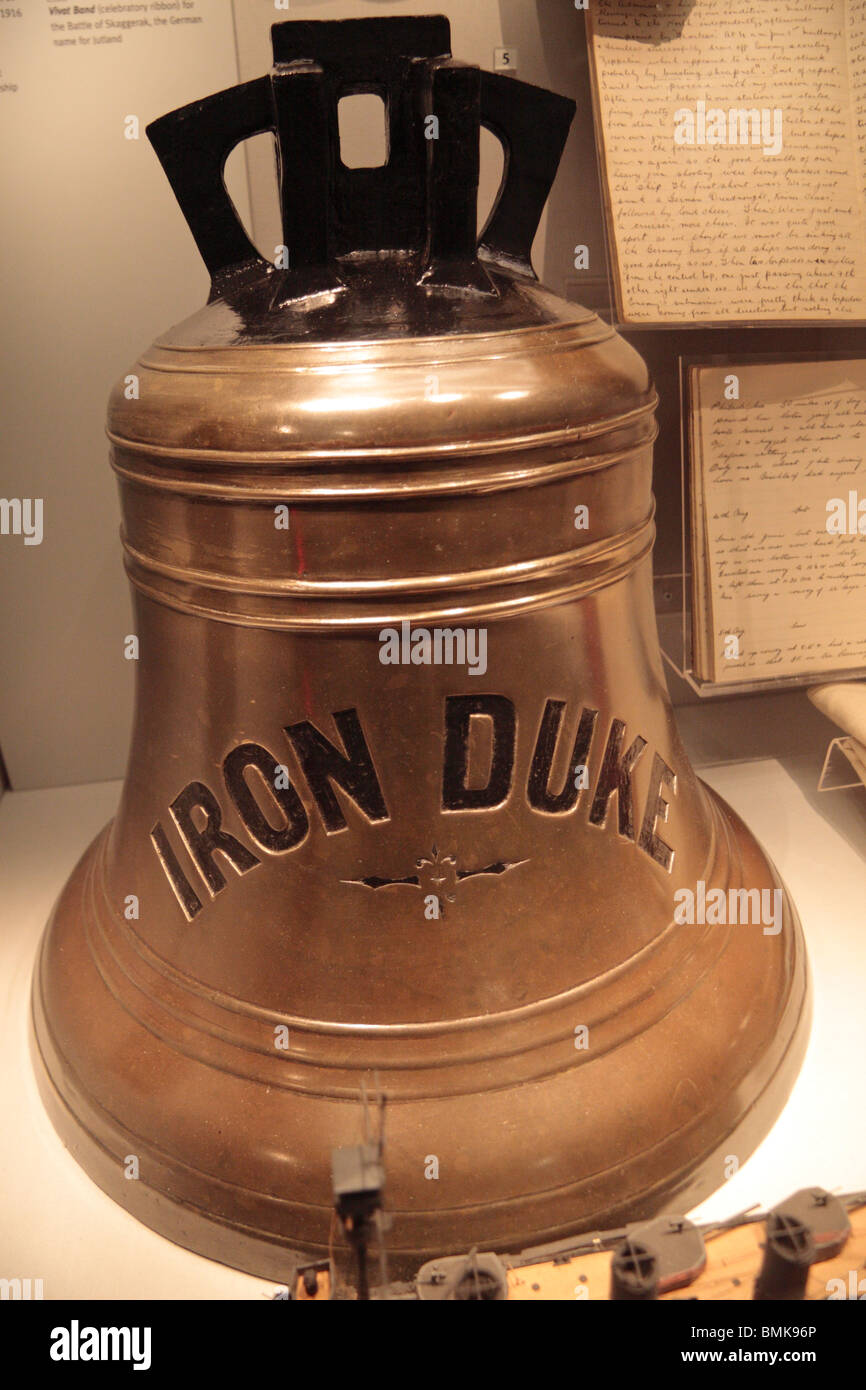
[32,15,810,1278]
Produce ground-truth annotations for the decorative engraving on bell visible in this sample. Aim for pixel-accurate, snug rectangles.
[30,15,810,1279]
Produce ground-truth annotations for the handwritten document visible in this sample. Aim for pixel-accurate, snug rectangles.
[587,0,866,322]
[689,360,866,684]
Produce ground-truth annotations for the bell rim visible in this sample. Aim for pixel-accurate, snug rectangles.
[30,786,811,1281]
[29,957,811,1282]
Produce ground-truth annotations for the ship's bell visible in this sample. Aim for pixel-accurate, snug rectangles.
[31,15,810,1279]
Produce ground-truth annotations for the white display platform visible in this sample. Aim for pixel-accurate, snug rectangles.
[1,728,864,1299]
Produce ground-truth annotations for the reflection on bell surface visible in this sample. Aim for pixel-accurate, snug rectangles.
[31,15,810,1278]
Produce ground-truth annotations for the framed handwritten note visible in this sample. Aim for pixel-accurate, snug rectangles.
[686,357,866,685]
[586,0,866,324]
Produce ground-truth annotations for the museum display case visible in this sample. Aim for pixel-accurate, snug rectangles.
[0,1,863,1324]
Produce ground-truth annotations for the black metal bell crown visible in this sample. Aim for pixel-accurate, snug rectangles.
[146,15,576,297]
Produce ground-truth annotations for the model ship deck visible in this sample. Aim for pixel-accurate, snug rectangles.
[292,1186,866,1301]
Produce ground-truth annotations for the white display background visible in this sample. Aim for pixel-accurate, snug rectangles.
[0,0,247,789]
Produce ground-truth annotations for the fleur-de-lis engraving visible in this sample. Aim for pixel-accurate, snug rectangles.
[415,846,458,905]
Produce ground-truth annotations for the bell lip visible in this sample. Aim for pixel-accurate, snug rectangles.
[29,957,811,1284]
[29,785,812,1284]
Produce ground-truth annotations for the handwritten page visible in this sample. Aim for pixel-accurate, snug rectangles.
[587,0,866,322]
[690,360,866,684]
[847,0,866,209]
